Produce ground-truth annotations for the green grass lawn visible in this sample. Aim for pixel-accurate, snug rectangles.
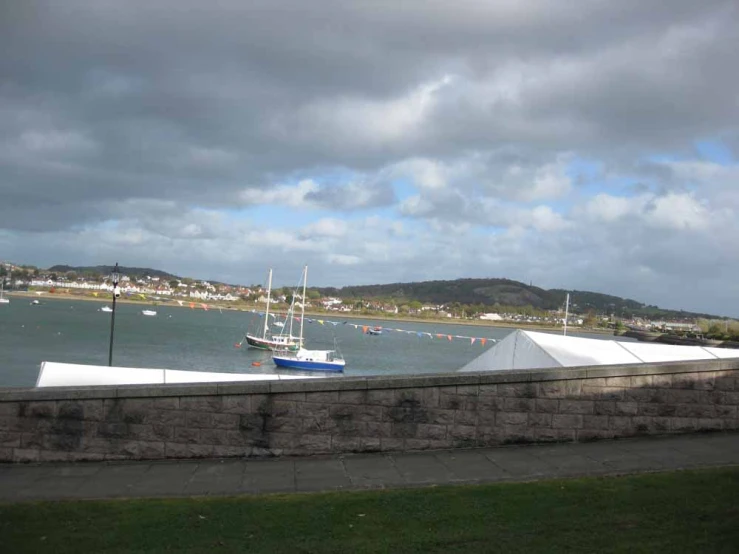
[2,468,738,553]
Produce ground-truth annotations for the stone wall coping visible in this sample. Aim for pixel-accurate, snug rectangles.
[2,357,738,402]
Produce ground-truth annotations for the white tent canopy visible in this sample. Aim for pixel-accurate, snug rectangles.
[35,362,324,388]
[459,330,739,372]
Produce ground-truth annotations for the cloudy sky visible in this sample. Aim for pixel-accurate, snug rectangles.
[1,1,738,315]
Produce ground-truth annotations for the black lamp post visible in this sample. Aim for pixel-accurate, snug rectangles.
[108,263,120,367]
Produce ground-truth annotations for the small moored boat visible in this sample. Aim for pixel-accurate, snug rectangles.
[101,306,113,313]
[142,310,157,316]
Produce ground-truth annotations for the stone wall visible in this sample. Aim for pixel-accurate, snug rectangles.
[1,358,738,463]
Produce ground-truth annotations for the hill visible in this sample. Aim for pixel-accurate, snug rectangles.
[47,265,179,280]
[316,278,717,319]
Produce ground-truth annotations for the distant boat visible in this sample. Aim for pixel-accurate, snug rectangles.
[101,306,113,313]
[0,281,9,304]
[367,326,383,335]
[273,321,285,328]
[271,266,345,372]
[142,310,157,316]
[30,299,40,305]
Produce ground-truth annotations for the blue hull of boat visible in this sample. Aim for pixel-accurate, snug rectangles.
[273,357,345,372]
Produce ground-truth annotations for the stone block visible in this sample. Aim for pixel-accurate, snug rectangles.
[718,391,739,405]
[500,426,536,444]
[304,391,339,403]
[223,430,249,446]
[329,404,383,423]
[97,422,129,438]
[609,416,634,431]
[615,402,638,416]
[583,378,607,387]
[20,401,56,418]
[422,409,455,425]
[675,405,715,418]
[637,403,676,417]
[503,398,536,413]
[331,435,361,452]
[453,384,478,396]
[337,390,367,404]
[13,448,40,462]
[478,410,496,426]
[648,374,670,388]
[366,390,396,406]
[20,432,44,449]
[478,395,504,411]
[497,383,537,398]
[478,384,497,396]
[630,375,653,388]
[212,445,249,458]
[334,419,365,437]
[264,417,302,434]
[295,434,331,452]
[200,428,230,445]
[594,401,617,415]
[622,388,659,403]
[211,413,240,430]
[128,423,171,441]
[404,438,433,451]
[185,411,213,429]
[57,400,103,421]
[448,424,477,441]
[164,442,189,458]
[535,399,559,413]
[187,444,216,458]
[174,427,200,443]
[454,410,477,426]
[301,415,336,434]
[559,400,594,415]
[528,413,552,427]
[552,414,583,429]
[497,412,528,426]
[269,401,297,417]
[439,393,465,411]
[180,396,223,412]
[147,410,187,427]
[534,428,576,443]
[360,437,381,452]
[139,441,165,459]
[576,429,615,442]
[582,415,610,430]
[221,395,251,414]
[416,423,447,440]
[538,381,582,399]
[391,422,418,438]
[697,418,723,430]
[296,402,330,418]
[716,405,737,419]
[386,402,428,424]
[0,402,19,416]
[0,431,21,447]
[380,438,404,451]
[604,376,632,388]
[364,421,393,438]
[0,447,12,462]
[714,373,737,391]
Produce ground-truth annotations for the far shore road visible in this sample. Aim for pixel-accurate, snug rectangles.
[6,290,613,335]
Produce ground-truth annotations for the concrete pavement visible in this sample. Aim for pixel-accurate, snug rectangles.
[1,432,738,503]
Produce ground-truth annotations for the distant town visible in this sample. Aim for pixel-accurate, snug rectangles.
[1,260,736,340]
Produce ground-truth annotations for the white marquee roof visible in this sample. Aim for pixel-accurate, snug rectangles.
[35,361,324,387]
[459,330,739,372]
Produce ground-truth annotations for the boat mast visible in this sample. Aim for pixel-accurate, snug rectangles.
[299,265,308,345]
[563,292,570,336]
[263,268,272,339]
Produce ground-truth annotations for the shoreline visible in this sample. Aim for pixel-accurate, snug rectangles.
[5,290,613,335]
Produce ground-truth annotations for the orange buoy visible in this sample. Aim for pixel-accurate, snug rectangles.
[251,361,261,367]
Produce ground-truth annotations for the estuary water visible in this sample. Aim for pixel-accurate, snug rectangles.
[0,297,617,387]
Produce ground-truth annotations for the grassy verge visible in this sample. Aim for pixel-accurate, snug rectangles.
[2,468,738,553]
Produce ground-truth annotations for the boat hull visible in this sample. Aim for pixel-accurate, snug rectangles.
[245,334,300,352]
[272,355,345,372]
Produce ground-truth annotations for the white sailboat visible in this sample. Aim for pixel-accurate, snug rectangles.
[243,269,301,351]
[0,281,9,304]
[272,266,346,372]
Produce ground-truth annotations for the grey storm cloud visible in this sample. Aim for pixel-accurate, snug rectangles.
[2,0,739,314]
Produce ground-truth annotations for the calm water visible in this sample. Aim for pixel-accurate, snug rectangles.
[0,298,618,387]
